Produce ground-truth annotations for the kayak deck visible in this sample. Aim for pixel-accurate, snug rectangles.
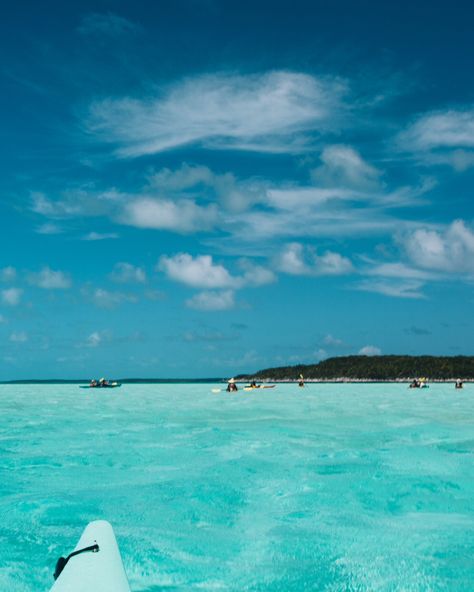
[49,520,130,592]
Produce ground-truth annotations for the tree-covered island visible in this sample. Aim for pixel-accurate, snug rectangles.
[236,355,474,382]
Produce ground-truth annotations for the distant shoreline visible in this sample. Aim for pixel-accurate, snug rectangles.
[0,378,223,385]
[0,378,472,385]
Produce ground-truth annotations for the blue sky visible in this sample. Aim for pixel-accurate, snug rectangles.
[1,0,474,379]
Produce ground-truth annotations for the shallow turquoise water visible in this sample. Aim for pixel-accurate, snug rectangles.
[1,383,473,591]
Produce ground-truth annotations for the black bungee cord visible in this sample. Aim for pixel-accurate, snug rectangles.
[53,543,100,580]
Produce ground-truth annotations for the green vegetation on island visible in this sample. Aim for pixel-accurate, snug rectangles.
[236,355,474,381]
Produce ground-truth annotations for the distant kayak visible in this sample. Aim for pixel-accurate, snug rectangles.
[80,383,121,389]
[243,385,276,391]
[49,520,130,592]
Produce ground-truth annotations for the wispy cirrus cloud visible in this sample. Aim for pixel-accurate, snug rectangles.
[82,287,138,309]
[82,232,119,241]
[398,107,474,170]
[365,262,438,281]
[36,223,64,235]
[354,278,426,299]
[85,71,348,156]
[78,12,142,37]
[147,163,266,213]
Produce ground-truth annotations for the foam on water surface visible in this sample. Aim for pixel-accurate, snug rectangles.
[0,383,473,591]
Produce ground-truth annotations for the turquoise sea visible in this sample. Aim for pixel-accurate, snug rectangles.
[1,383,473,591]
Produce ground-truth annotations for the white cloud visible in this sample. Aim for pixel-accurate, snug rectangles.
[237,259,277,287]
[398,108,474,170]
[36,223,63,235]
[31,192,83,219]
[120,198,218,233]
[10,331,28,343]
[158,254,235,289]
[315,251,354,275]
[366,262,437,280]
[84,288,138,309]
[311,145,381,190]
[358,345,381,356]
[186,290,235,311]
[82,232,119,241]
[276,243,309,275]
[402,220,474,273]
[276,243,353,276]
[148,163,265,213]
[158,253,276,291]
[399,108,474,151]
[0,267,16,282]
[109,262,146,284]
[1,288,23,306]
[86,71,347,156]
[85,331,103,347]
[78,12,141,36]
[355,278,425,299]
[28,267,71,289]
[323,334,344,347]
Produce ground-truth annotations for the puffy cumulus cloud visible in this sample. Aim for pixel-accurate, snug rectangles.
[80,330,113,348]
[237,259,277,287]
[398,108,474,170]
[10,331,28,343]
[402,220,474,273]
[158,253,276,290]
[158,254,235,289]
[186,290,235,311]
[31,181,220,235]
[0,267,16,282]
[109,262,146,284]
[77,12,141,36]
[323,334,344,347]
[28,267,72,289]
[355,278,425,299]
[86,71,347,156]
[276,243,353,276]
[120,198,218,233]
[311,145,381,190]
[1,288,23,306]
[276,243,309,275]
[358,345,381,356]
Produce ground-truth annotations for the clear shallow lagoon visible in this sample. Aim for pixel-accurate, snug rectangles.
[1,383,473,591]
